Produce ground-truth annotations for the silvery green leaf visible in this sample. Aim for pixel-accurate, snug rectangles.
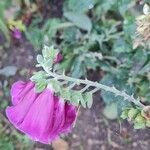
[60,88,71,100]
[120,109,129,119]
[37,55,44,64]
[78,92,86,108]
[127,108,139,120]
[30,71,47,82]
[42,45,58,59]
[134,123,146,129]
[42,45,52,58]
[70,91,80,106]
[35,79,47,93]
[83,92,93,108]
[50,80,61,93]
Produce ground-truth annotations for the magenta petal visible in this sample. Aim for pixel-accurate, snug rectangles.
[50,97,65,136]
[11,81,34,105]
[62,103,77,132]
[51,96,77,135]
[6,80,77,144]
[19,89,55,143]
[11,81,25,105]
[6,87,38,125]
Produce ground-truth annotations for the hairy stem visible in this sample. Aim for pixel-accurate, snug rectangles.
[44,68,145,109]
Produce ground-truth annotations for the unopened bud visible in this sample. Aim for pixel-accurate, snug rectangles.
[54,53,63,64]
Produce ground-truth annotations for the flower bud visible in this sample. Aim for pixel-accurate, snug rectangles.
[54,53,63,64]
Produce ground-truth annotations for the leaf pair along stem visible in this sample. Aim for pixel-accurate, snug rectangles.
[44,67,145,109]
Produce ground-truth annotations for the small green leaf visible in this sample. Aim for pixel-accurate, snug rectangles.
[134,114,146,124]
[50,80,61,93]
[64,12,92,32]
[44,59,53,69]
[70,91,80,106]
[42,45,58,59]
[43,18,61,38]
[79,93,86,108]
[25,27,44,49]
[35,80,47,93]
[127,108,139,120]
[113,38,131,53]
[30,71,47,82]
[83,92,93,108]
[37,55,44,64]
[103,103,118,120]
[60,88,71,100]
[134,122,146,129]
[120,108,129,119]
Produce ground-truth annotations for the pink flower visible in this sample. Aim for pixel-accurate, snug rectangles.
[12,28,22,39]
[6,81,77,144]
[54,53,63,63]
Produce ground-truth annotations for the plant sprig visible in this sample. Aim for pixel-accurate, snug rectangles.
[31,45,145,109]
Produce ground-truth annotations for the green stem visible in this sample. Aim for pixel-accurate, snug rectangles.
[44,68,145,109]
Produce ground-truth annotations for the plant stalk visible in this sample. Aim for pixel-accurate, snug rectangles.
[45,68,145,109]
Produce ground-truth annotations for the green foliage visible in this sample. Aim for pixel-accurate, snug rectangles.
[64,12,92,32]
[0,19,10,47]
[25,26,44,50]
[100,74,133,113]
[145,0,150,5]
[25,18,62,49]
[0,0,12,47]
[36,45,59,70]
[120,107,150,129]
[32,46,94,108]
[67,0,97,13]
[0,115,34,149]
[31,46,145,111]
[31,46,60,92]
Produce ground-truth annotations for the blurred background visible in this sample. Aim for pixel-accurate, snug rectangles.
[0,0,150,149]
